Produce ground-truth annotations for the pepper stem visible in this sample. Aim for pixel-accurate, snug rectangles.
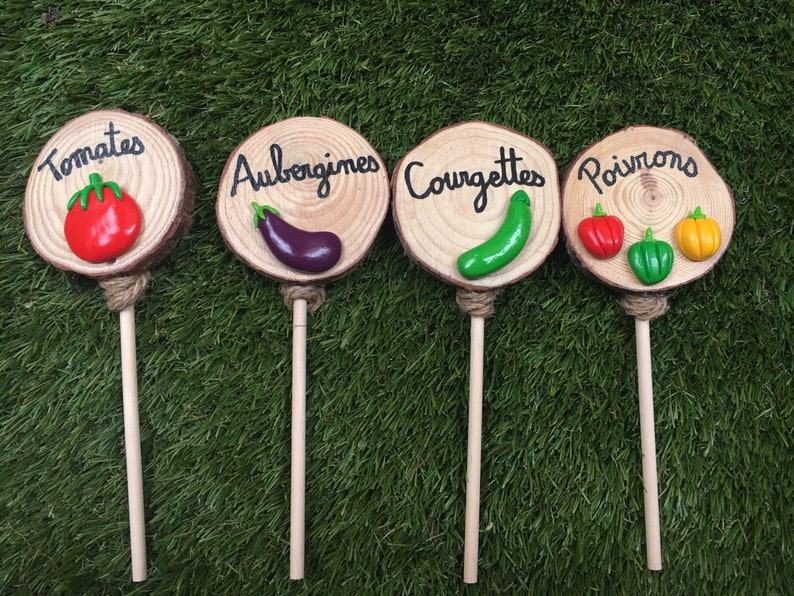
[690,206,706,219]
[593,203,608,217]
[644,227,655,241]
[251,202,281,227]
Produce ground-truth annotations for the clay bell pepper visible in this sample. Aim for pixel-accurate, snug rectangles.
[628,227,674,285]
[675,206,722,261]
[577,202,624,259]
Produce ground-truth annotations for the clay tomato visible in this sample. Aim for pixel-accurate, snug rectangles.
[577,203,624,259]
[64,172,142,262]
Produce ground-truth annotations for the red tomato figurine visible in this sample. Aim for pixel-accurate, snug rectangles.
[63,172,142,262]
[577,203,624,259]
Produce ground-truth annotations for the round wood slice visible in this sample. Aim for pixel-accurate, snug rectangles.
[216,117,390,284]
[392,122,560,290]
[562,126,734,293]
[24,109,194,278]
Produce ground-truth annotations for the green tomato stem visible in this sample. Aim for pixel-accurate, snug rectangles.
[67,173,122,210]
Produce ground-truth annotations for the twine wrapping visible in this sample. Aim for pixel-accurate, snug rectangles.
[619,293,669,321]
[99,272,150,312]
[455,287,503,318]
[280,283,326,314]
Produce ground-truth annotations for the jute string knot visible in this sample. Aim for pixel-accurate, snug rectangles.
[99,271,150,312]
[455,287,502,318]
[280,283,326,314]
[619,293,669,321]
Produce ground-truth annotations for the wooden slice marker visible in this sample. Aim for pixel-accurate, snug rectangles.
[392,121,560,583]
[24,109,195,582]
[561,125,735,570]
[216,116,389,580]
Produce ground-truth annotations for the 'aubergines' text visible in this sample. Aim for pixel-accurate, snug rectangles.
[578,150,698,195]
[404,146,545,213]
[231,144,380,199]
[37,122,144,181]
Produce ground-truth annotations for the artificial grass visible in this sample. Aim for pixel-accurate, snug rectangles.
[1,0,792,593]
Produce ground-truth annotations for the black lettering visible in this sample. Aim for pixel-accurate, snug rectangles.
[60,155,72,177]
[578,157,603,194]
[470,171,488,212]
[257,168,275,189]
[105,121,119,155]
[611,156,625,177]
[578,149,698,193]
[469,171,485,189]
[230,153,258,197]
[338,158,355,175]
[429,176,445,194]
[622,158,636,176]
[682,156,698,177]
[405,146,546,212]
[37,122,146,182]
[454,171,469,189]
[93,142,109,160]
[602,168,617,187]
[494,146,523,186]
[130,136,145,155]
[37,148,62,181]
[269,144,289,183]
[290,163,306,181]
[473,189,488,213]
[404,161,431,199]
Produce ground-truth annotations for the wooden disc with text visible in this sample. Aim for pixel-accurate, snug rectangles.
[392,122,560,291]
[562,126,734,293]
[216,117,390,284]
[24,109,194,278]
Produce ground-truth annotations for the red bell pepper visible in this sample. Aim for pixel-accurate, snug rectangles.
[577,203,624,259]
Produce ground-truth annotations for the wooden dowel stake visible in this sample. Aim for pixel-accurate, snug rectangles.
[119,305,147,582]
[463,315,485,584]
[634,317,662,570]
[290,297,308,580]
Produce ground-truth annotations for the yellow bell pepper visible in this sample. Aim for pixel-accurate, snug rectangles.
[675,206,722,261]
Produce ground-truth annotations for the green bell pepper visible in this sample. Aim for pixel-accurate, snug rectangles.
[627,227,674,285]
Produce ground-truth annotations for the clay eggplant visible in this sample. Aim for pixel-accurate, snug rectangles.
[252,202,342,272]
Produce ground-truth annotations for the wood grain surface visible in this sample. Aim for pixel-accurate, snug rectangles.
[216,117,389,284]
[562,125,734,293]
[24,109,194,278]
[392,121,561,290]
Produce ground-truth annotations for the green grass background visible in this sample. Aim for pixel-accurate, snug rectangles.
[1,0,792,593]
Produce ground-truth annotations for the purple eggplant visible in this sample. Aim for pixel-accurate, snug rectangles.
[251,202,342,273]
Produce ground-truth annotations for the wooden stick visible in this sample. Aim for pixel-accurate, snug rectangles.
[119,305,147,582]
[634,317,662,570]
[290,297,308,580]
[463,315,485,584]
